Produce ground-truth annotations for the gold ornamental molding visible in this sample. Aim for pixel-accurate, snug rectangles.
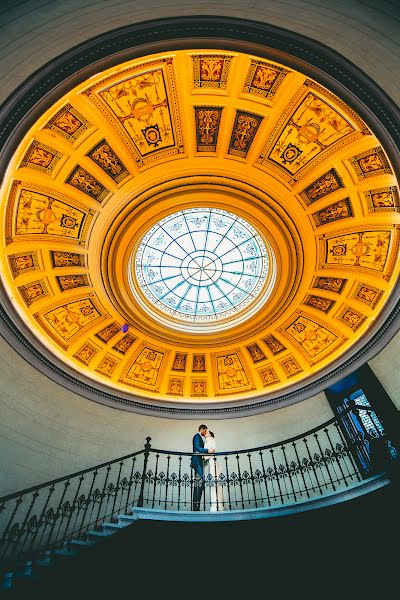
[0,18,399,417]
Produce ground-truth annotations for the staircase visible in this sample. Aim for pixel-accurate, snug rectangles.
[1,513,136,595]
[1,410,398,597]
[1,474,390,594]
[1,481,399,598]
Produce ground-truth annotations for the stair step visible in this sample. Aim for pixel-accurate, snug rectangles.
[36,550,55,568]
[1,572,14,590]
[15,560,36,579]
[69,538,95,547]
[86,529,115,538]
[118,515,138,525]
[103,521,129,531]
[55,547,78,558]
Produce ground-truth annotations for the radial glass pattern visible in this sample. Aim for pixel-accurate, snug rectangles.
[134,208,269,322]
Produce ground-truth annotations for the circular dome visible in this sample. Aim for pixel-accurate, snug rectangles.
[132,207,271,327]
[0,17,399,417]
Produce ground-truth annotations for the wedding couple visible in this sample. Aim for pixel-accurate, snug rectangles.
[190,424,224,511]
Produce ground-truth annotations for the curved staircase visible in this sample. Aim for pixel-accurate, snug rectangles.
[1,404,398,595]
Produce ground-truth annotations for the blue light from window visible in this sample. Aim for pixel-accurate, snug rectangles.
[135,208,269,322]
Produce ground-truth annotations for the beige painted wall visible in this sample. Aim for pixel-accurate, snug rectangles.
[369,329,400,411]
[0,335,332,495]
[0,0,399,495]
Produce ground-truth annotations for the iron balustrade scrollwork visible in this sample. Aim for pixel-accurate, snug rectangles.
[0,448,147,570]
[125,405,398,513]
[0,405,398,571]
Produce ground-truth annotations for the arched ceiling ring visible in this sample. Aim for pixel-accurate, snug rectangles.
[0,16,399,418]
[101,175,303,343]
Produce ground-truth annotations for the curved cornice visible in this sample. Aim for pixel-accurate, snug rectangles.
[100,174,303,345]
[1,17,400,180]
[0,16,399,418]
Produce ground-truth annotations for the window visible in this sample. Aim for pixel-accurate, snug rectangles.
[134,208,269,322]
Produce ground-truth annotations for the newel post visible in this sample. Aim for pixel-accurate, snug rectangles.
[137,437,152,508]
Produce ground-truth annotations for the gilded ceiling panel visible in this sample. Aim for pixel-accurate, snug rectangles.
[299,169,345,205]
[213,351,253,395]
[364,187,400,212]
[336,306,367,331]
[270,92,355,174]
[20,140,63,175]
[192,354,206,372]
[303,295,335,313]
[257,81,369,183]
[18,279,50,306]
[167,377,184,396]
[86,140,130,183]
[66,165,110,203]
[50,251,86,268]
[73,341,100,365]
[120,345,167,391]
[279,355,303,378]
[95,322,120,343]
[6,183,95,246]
[263,335,286,355]
[319,228,395,277]
[84,59,183,165]
[350,282,384,308]
[312,276,347,294]
[227,110,263,158]
[281,313,344,363]
[191,379,208,397]
[258,364,280,387]
[55,274,90,291]
[349,147,392,179]
[35,295,105,349]
[246,343,266,363]
[311,199,353,227]
[172,353,187,371]
[8,251,40,278]
[191,54,233,89]
[1,48,399,409]
[112,334,136,355]
[96,354,120,377]
[242,59,288,100]
[194,106,222,152]
[44,103,91,142]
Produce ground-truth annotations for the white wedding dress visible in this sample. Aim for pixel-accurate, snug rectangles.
[204,436,225,511]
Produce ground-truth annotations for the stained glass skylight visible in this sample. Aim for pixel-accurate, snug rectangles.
[134,208,269,322]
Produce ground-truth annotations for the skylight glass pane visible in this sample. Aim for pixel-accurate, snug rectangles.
[135,208,269,322]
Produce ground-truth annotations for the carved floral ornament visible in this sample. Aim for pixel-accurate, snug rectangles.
[0,33,399,416]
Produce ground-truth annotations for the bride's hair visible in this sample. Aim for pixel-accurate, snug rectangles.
[209,431,214,438]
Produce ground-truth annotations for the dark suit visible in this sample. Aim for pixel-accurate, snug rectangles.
[191,433,209,510]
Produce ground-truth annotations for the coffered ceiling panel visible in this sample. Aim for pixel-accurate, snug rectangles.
[1,49,399,412]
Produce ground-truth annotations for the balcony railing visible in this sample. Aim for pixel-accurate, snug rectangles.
[0,404,397,569]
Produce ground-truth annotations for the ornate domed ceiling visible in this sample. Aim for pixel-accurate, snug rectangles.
[0,44,399,414]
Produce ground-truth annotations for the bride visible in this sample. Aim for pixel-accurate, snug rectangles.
[204,431,225,511]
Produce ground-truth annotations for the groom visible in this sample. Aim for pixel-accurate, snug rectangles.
[191,424,215,511]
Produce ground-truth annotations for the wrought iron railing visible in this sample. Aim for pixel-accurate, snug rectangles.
[0,447,147,569]
[140,404,397,512]
[0,405,397,570]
